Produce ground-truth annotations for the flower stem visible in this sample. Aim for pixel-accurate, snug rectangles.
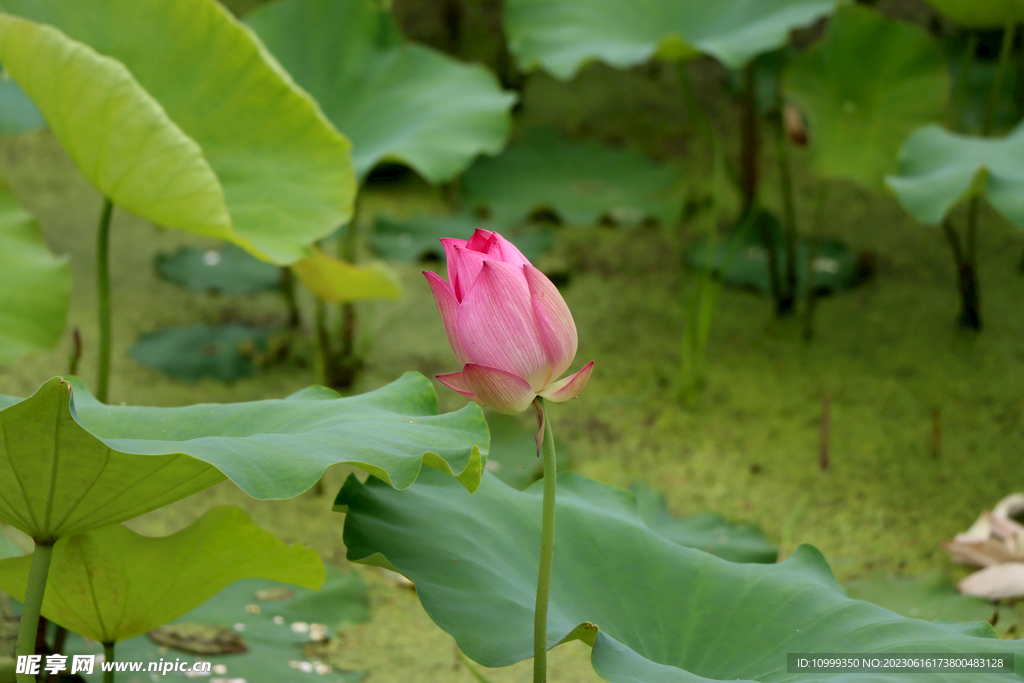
[15,542,54,683]
[103,642,115,683]
[532,398,556,683]
[95,198,114,403]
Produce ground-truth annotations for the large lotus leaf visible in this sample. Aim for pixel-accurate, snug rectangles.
[156,245,283,296]
[630,482,777,563]
[0,373,486,540]
[0,0,354,264]
[886,123,1024,229]
[337,468,1023,681]
[463,129,686,227]
[783,6,949,190]
[247,0,514,184]
[0,76,42,135]
[128,323,287,383]
[372,214,556,264]
[291,247,403,302]
[504,0,843,80]
[0,506,323,644]
[62,566,367,683]
[0,177,71,365]
[924,0,1024,27]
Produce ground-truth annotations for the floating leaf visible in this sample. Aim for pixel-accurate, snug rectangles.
[128,323,287,383]
[630,482,777,563]
[484,412,569,490]
[0,372,487,540]
[784,5,949,189]
[156,245,283,296]
[0,0,354,263]
[338,469,1023,680]
[504,0,843,80]
[924,0,1024,28]
[372,214,556,264]
[291,247,403,303]
[886,123,1024,229]
[0,176,71,365]
[0,76,42,135]
[248,0,514,183]
[0,506,323,644]
[845,571,1022,638]
[63,565,367,682]
[463,129,685,227]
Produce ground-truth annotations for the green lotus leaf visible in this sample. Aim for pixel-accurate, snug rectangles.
[337,468,1023,681]
[0,506,323,644]
[0,373,487,540]
[504,0,843,80]
[0,0,355,264]
[463,129,686,227]
[630,482,777,563]
[0,76,42,136]
[924,0,1024,28]
[63,566,368,682]
[156,245,283,296]
[886,123,1024,229]
[483,411,569,490]
[372,214,556,264]
[784,5,949,189]
[128,323,287,383]
[0,177,71,365]
[291,247,403,302]
[247,0,514,184]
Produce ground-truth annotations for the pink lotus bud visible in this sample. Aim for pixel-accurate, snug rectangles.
[424,229,594,415]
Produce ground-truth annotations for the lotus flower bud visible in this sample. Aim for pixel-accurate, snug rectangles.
[424,229,594,415]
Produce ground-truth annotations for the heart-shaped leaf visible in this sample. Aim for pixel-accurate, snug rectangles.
[247,0,514,184]
[372,214,556,264]
[337,469,1023,681]
[0,76,42,136]
[923,0,1024,27]
[156,245,283,296]
[0,506,323,644]
[291,247,403,302]
[0,372,487,540]
[463,129,685,227]
[886,123,1024,229]
[504,0,843,80]
[128,324,288,383]
[0,0,354,264]
[0,176,71,365]
[783,5,949,189]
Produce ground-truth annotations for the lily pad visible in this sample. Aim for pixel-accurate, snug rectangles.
[0,506,324,644]
[784,5,949,190]
[924,0,1024,28]
[247,0,514,184]
[62,565,367,682]
[128,323,287,383]
[462,129,686,227]
[886,123,1024,229]
[504,0,843,80]
[630,482,777,563]
[483,412,570,491]
[372,214,556,264]
[845,571,1022,639]
[0,372,487,541]
[0,176,71,365]
[290,247,403,303]
[0,76,42,136]
[0,0,354,263]
[337,468,1024,681]
[156,245,283,296]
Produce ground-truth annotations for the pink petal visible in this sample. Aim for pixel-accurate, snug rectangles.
[457,260,549,389]
[538,362,594,402]
[440,238,467,291]
[465,228,494,252]
[524,264,577,379]
[436,371,478,400]
[423,271,469,365]
[447,244,489,302]
[482,232,531,267]
[463,363,536,415]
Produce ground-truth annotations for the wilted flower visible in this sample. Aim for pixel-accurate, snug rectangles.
[424,229,593,415]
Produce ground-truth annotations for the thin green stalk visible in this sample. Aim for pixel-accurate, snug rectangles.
[951,32,978,131]
[95,198,114,403]
[457,649,492,683]
[15,542,54,683]
[314,299,330,386]
[984,21,1016,136]
[803,183,829,340]
[532,397,556,683]
[103,642,115,683]
[773,112,798,315]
